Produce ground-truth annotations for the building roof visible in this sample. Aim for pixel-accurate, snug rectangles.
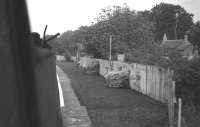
[176,41,192,51]
[160,39,184,49]
[160,34,193,51]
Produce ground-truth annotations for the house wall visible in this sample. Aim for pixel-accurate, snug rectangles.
[181,46,193,57]
[163,48,175,56]
[193,50,199,57]
[163,45,197,60]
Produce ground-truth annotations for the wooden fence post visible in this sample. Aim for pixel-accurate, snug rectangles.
[178,98,182,127]
[168,69,175,127]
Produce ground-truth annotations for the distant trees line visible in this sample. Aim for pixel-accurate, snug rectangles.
[49,3,199,60]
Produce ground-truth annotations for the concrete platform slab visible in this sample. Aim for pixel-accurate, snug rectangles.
[56,66,92,127]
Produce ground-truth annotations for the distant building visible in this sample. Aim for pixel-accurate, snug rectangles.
[160,33,198,60]
[56,55,66,61]
[117,54,125,62]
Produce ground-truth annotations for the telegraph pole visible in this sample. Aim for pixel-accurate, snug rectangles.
[109,35,112,61]
[174,13,179,39]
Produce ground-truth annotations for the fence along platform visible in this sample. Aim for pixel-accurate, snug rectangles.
[73,57,176,126]
[98,59,175,104]
[74,57,175,104]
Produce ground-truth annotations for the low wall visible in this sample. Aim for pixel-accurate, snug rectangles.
[75,56,175,104]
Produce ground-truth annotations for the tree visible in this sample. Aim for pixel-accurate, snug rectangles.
[83,5,155,58]
[47,35,66,55]
[57,27,89,56]
[149,3,194,41]
[51,5,155,59]
[188,21,200,52]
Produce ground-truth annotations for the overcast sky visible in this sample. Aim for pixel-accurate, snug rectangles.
[26,0,200,35]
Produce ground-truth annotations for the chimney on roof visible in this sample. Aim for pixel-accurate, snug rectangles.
[184,34,188,41]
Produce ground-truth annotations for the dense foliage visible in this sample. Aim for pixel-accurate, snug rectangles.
[46,35,66,55]
[51,3,199,61]
[154,51,200,107]
[188,21,200,52]
[148,3,194,41]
